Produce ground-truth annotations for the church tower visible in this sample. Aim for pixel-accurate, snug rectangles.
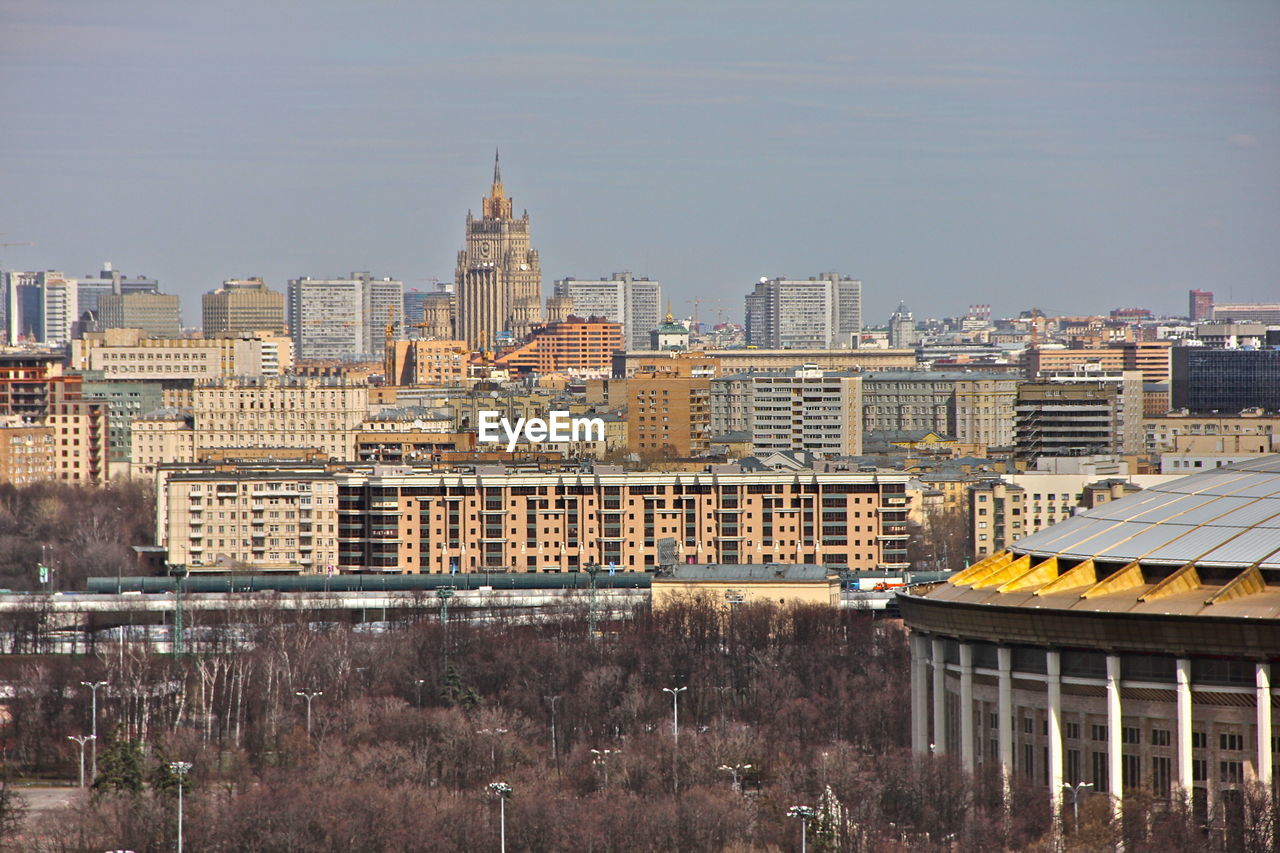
[455,152,543,350]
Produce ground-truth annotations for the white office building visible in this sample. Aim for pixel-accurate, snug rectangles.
[287,272,404,361]
[744,273,861,349]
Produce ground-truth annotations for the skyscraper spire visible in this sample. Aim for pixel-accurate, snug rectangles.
[493,148,502,186]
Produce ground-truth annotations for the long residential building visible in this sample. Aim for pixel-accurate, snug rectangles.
[861,372,1019,447]
[332,466,911,574]
[131,377,372,476]
[71,329,292,380]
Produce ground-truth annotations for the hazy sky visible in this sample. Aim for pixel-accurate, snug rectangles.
[2,1,1277,325]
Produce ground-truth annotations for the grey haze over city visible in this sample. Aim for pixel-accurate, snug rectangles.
[1,0,1277,325]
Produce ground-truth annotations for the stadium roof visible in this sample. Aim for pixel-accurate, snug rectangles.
[906,456,1280,629]
[1014,455,1280,570]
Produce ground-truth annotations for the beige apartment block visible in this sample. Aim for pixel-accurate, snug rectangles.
[131,409,197,476]
[1145,413,1280,454]
[968,479,1027,558]
[47,389,109,485]
[159,465,340,572]
[952,376,1019,447]
[626,370,711,457]
[0,419,56,485]
[334,467,912,574]
[383,339,469,386]
[72,329,293,380]
[190,377,370,461]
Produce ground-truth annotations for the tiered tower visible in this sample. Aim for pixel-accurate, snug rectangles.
[455,152,543,350]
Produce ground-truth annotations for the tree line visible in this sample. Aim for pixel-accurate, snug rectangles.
[1,598,1274,851]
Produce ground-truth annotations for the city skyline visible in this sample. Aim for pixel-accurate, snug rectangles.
[1,2,1277,324]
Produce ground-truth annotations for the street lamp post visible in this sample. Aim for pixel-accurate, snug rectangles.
[488,781,512,853]
[584,562,601,640]
[295,690,323,737]
[81,680,107,783]
[67,735,94,788]
[477,727,509,772]
[718,762,752,794]
[788,805,817,853]
[1062,781,1093,833]
[662,686,688,740]
[170,761,192,853]
[414,678,425,707]
[590,748,621,789]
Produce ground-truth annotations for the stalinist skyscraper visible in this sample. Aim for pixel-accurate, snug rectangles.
[455,152,543,350]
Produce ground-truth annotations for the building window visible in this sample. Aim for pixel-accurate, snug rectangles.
[1091,724,1108,742]
[1220,733,1244,752]
[1151,729,1171,747]
[1220,761,1244,785]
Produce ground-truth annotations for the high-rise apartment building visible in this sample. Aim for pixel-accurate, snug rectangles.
[203,278,286,335]
[287,272,404,361]
[750,367,861,457]
[97,292,181,337]
[744,273,861,349]
[1189,289,1214,322]
[455,153,543,350]
[5,271,77,346]
[551,273,662,351]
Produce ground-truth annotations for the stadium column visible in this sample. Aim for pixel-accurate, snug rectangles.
[959,642,975,772]
[1046,650,1064,828]
[932,637,947,754]
[1106,654,1123,818]
[1258,662,1273,789]
[998,646,1014,785]
[1176,657,1194,799]
[910,633,930,755]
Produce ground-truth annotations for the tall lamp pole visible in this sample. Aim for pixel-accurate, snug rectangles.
[585,562,601,640]
[788,805,817,853]
[67,735,94,788]
[170,761,191,853]
[81,680,107,782]
[662,686,687,740]
[488,782,512,853]
[295,690,323,737]
[1062,781,1093,833]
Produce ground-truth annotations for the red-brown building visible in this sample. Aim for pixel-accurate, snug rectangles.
[493,316,622,376]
